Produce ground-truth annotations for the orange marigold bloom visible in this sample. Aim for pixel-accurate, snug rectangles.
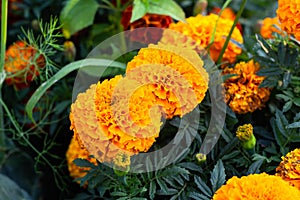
[66,136,97,181]
[160,13,243,63]
[121,5,172,43]
[211,7,243,33]
[276,148,300,190]
[223,60,271,114]
[94,75,162,153]
[125,43,209,118]
[260,17,283,39]
[4,41,45,90]
[277,0,300,40]
[70,83,127,163]
[212,173,300,200]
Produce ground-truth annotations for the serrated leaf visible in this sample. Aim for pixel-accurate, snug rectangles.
[25,58,126,122]
[293,98,300,107]
[210,160,226,193]
[147,0,185,22]
[194,176,212,198]
[156,178,168,194]
[60,0,99,38]
[283,101,293,112]
[287,121,300,129]
[149,181,156,200]
[73,158,96,168]
[189,192,210,200]
[247,159,264,175]
[275,94,291,101]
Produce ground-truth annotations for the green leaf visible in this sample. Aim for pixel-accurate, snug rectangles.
[130,0,148,23]
[189,192,210,200]
[194,176,212,198]
[247,159,264,175]
[293,97,300,107]
[73,158,96,168]
[25,58,126,122]
[147,0,185,22]
[0,174,31,200]
[60,0,99,38]
[283,101,293,112]
[149,181,156,200]
[287,121,300,129]
[210,160,226,193]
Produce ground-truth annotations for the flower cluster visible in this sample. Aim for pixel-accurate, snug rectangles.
[160,13,243,63]
[68,43,209,180]
[276,148,300,190]
[277,0,300,40]
[4,41,45,89]
[212,173,300,200]
[223,60,271,114]
[260,17,283,39]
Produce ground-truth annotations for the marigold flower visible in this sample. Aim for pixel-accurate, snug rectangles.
[125,43,209,118]
[70,83,128,163]
[260,17,283,39]
[276,148,300,190]
[121,5,172,43]
[4,41,45,90]
[66,136,97,181]
[236,124,256,151]
[223,60,271,114]
[211,7,243,33]
[94,75,162,153]
[277,0,300,40]
[212,173,300,200]
[160,13,243,63]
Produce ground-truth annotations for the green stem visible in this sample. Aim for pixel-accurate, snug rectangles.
[0,0,8,148]
[216,0,247,64]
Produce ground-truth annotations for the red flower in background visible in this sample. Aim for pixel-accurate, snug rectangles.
[121,6,172,43]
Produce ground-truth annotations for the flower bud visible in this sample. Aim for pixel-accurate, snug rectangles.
[236,124,256,153]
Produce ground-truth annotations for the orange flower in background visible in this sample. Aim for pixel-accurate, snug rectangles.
[212,173,300,200]
[160,13,243,64]
[223,60,271,114]
[4,41,45,90]
[66,136,97,182]
[260,17,283,39]
[276,148,300,190]
[121,5,172,43]
[126,43,209,118]
[211,7,243,33]
[277,0,300,40]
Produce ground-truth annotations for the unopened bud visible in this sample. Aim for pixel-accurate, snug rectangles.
[193,0,208,15]
[236,124,256,154]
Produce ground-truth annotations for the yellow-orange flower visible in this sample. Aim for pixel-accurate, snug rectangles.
[70,83,126,163]
[66,136,97,181]
[4,41,45,89]
[125,43,209,118]
[223,60,271,114]
[212,173,300,200]
[94,75,162,153]
[160,13,243,63]
[277,0,300,40]
[276,148,300,190]
[260,17,283,39]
